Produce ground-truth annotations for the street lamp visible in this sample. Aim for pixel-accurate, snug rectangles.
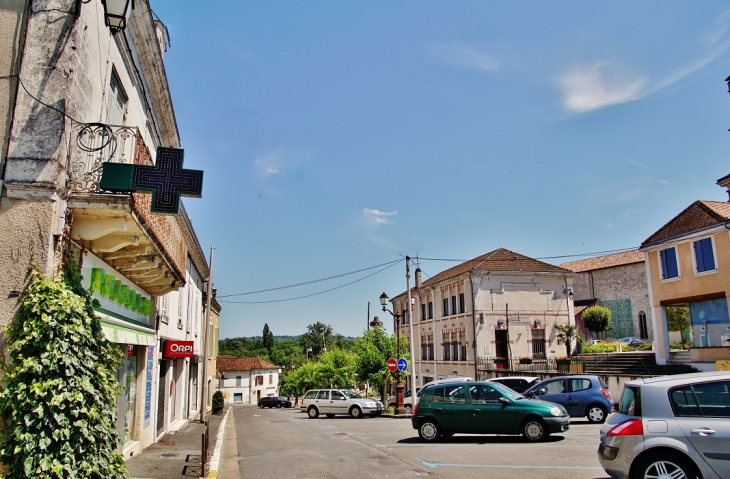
[101,0,133,33]
[380,292,406,415]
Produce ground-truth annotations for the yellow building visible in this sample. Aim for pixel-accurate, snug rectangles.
[640,189,730,368]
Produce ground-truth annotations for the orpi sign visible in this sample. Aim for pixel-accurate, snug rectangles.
[163,340,195,358]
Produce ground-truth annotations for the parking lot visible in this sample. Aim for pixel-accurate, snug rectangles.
[236,405,611,479]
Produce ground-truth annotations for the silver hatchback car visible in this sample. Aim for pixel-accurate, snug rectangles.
[300,389,384,418]
[598,371,730,479]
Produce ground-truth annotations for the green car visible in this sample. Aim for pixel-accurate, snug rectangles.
[411,380,570,442]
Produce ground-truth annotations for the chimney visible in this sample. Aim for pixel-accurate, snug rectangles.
[415,268,422,288]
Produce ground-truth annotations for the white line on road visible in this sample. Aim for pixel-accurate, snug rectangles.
[422,461,603,470]
[375,443,597,448]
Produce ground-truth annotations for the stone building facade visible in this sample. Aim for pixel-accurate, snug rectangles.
[560,250,652,341]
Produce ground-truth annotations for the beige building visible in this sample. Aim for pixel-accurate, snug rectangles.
[560,250,652,342]
[216,357,280,405]
[390,248,575,385]
[0,0,208,458]
[640,190,730,369]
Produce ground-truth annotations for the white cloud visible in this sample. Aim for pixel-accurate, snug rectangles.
[363,208,397,224]
[431,43,499,72]
[558,62,646,113]
[252,148,307,196]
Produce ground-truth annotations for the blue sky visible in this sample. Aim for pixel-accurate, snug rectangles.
[154,1,730,339]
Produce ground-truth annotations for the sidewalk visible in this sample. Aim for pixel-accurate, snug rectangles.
[126,412,226,479]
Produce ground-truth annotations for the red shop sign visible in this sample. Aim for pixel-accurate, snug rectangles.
[163,340,195,358]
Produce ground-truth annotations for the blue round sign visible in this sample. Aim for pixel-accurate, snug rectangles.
[397,358,408,372]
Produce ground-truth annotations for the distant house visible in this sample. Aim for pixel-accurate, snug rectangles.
[216,356,281,404]
[640,192,730,368]
[560,249,652,342]
[389,248,575,385]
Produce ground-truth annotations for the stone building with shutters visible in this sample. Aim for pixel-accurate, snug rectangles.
[560,249,652,342]
[0,0,210,458]
[388,248,575,386]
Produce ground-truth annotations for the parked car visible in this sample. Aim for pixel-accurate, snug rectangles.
[524,375,613,423]
[411,380,570,442]
[258,396,292,408]
[387,378,474,413]
[598,371,730,479]
[299,389,384,418]
[487,376,540,394]
[617,337,646,347]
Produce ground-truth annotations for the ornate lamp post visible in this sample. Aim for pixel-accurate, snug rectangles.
[101,0,133,33]
[380,292,406,415]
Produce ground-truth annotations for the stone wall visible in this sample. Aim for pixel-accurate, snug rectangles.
[591,263,652,340]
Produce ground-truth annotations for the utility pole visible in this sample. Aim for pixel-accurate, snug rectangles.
[406,256,416,405]
[200,246,214,423]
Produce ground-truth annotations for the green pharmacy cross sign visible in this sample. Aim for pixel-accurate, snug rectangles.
[100,147,203,214]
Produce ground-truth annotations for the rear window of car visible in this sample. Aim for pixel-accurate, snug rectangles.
[618,385,641,416]
[432,385,466,404]
[304,390,317,400]
[670,381,730,418]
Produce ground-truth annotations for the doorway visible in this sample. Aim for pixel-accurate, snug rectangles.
[494,330,508,358]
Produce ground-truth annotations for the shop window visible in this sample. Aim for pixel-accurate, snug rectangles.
[659,247,679,280]
[693,238,716,273]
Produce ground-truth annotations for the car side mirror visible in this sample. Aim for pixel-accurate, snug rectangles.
[498,397,511,405]
[538,388,547,395]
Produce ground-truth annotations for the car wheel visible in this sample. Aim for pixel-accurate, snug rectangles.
[418,419,441,442]
[307,406,319,419]
[633,453,697,479]
[277,403,282,408]
[586,404,607,424]
[326,414,335,418]
[404,404,413,415]
[349,406,362,418]
[522,418,549,442]
[258,403,263,408]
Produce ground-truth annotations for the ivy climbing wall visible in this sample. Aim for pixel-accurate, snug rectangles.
[599,298,636,339]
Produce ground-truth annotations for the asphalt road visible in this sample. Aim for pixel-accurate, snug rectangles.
[234,404,611,479]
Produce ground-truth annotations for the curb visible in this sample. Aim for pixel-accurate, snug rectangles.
[206,407,231,478]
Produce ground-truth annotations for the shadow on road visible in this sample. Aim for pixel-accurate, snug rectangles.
[396,434,566,444]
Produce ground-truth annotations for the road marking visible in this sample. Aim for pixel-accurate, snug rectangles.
[375,443,597,448]
[422,461,603,470]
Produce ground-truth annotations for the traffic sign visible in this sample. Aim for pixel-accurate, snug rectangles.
[387,358,397,372]
[397,358,408,372]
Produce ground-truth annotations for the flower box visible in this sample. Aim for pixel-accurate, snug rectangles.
[519,358,532,364]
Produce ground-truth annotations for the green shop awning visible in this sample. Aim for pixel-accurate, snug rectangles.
[101,320,156,346]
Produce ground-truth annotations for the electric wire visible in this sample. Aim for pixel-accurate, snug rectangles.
[410,246,637,264]
[218,260,400,304]
[217,259,401,298]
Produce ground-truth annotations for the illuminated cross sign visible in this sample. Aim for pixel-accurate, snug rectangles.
[100,147,203,214]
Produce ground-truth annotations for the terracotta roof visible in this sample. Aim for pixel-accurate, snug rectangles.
[216,356,279,372]
[417,248,571,290]
[641,200,730,247]
[559,249,644,273]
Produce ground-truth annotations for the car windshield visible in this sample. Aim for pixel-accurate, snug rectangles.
[341,390,362,399]
[488,382,524,400]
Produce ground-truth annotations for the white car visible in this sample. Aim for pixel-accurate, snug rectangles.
[486,376,540,394]
[300,389,383,419]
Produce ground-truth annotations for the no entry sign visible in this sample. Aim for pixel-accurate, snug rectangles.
[387,358,397,372]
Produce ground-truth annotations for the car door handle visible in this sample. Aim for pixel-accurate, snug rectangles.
[691,428,716,436]
[433,408,443,411]
[473,409,481,413]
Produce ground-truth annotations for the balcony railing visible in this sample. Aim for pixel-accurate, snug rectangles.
[477,357,585,374]
[67,124,142,193]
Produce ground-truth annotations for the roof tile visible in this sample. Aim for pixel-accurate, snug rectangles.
[641,200,730,247]
[216,356,279,372]
[559,249,644,273]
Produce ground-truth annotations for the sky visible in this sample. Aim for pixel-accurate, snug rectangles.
[153,1,730,339]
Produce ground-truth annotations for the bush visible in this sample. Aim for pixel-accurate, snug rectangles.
[582,305,612,336]
[624,343,653,352]
[212,391,225,415]
[0,272,126,478]
[670,342,692,350]
[582,342,617,353]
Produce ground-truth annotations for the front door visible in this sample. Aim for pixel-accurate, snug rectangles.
[495,330,508,359]
[156,361,166,434]
[566,377,592,416]
[430,385,469,433]
[329,390,348,415]
[672,381,730,478]
[468,384,516,433]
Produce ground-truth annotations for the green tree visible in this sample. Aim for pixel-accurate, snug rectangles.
[554,323,577,358]
[666,306,690,349]
[582,305,613,338]
[0,271,126,478]
[262,323,274,354]
[318,349,356,388]
[299,322,334,357]
[353,328,407,402]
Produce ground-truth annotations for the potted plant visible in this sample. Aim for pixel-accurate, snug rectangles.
[519,356,532,364]
[493,357,507,369]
